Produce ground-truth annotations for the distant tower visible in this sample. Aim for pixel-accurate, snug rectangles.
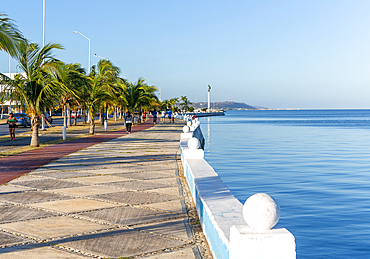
[195,96,197,103]
[207,85,211,110]
[158,86,161,102]
[228,93,232,103]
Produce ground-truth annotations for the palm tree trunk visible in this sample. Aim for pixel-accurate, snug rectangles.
[89,117,95,135]
[119,106,122,120]
[67,106,71,127]
[30,115,40,147]
[99,108,102,123]
[114,105,117,121]
[105,104,109,121]
[83,106,87,124]
[73,110,77,125]
[63,104,67,127]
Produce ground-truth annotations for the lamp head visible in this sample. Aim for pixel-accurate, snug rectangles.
[73,31,79,34]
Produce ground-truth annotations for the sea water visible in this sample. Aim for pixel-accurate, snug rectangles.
[199,109,370,259]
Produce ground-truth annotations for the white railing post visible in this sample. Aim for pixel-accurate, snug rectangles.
[62,126,66,140]
[179,117,296,259]
[229,193,296,259]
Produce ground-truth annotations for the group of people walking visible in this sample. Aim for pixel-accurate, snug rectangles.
[6,109,174,140]
[125,109,174,134]
[157,109,174,124]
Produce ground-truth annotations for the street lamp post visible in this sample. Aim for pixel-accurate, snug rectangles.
[94,53,108,60]
[41,0,46,130]
[43,0,45,47]
[73,31,91,74]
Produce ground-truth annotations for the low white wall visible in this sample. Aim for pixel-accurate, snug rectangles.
[178,119,296,259]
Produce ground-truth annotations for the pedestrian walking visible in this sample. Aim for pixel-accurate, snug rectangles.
[143,111,147,121]
[161,110,165,121]
[7,113,18,140]
[168,110,173,123]
[152,109,158,124]
[125,111,133,134]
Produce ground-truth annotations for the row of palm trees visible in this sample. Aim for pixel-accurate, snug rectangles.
[0,14,158,147]
[161,96,193,112]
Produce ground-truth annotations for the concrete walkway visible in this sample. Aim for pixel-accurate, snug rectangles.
[0,118,154,185]
[0,121,202,258]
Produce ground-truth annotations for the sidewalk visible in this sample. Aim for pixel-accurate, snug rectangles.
[0,120,208,258]
[0,118,153,185]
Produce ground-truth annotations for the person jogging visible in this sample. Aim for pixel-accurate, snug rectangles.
[143,111,147,121]
[161,110,165,122]
[152,109,158,124]
[7,113,18,140]
[125,111,133,134]
[168,110,173,123]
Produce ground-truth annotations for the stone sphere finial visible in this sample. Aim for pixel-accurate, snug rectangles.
[183,126,190,133]
[243,193,280,231]
[187,121,192,127]
[187,137,200,149]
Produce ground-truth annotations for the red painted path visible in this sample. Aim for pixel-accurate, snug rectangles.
[0,118,154,185]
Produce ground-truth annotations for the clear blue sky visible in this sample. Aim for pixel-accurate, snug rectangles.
[1,0,370,109]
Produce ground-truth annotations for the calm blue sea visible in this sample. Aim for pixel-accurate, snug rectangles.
[199,109,370,259]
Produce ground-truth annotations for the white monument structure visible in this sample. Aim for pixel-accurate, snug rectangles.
[208,84,211,110]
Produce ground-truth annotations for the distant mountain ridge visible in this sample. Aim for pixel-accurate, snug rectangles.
[192,101,264,110]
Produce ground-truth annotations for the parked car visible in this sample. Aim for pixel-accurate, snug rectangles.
[12,113,31,128]
[71,111,82,119]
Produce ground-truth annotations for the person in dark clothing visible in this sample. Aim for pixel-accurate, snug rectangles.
[7,113,18,140]
[168,110,173,123]
[152,109,158,124]
[125,111,133,133]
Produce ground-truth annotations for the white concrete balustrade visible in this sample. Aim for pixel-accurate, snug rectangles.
[178,117,296,259]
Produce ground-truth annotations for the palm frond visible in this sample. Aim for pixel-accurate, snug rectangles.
[0,13,25,57]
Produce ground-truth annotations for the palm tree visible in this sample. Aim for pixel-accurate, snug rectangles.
[116,77,128,120]
[169,97,179,111]
[85,66,110,134]
[95,59,121,123]
[50,63,86,127]
[161,99,171,111]
[6,41,64,146]
[0,13,24,57]
[125,78,158,115]
[180,96,192,112]
[84,60,121,134]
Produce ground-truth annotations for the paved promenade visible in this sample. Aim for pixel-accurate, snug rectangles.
[0,119,154,184]
[0,121,205,258]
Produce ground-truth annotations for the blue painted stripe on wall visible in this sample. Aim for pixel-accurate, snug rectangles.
[182,151,229,259]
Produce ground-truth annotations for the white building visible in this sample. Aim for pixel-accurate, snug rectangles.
[0,72,25,114]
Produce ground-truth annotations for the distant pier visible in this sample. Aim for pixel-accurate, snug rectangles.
[181,111,225,117]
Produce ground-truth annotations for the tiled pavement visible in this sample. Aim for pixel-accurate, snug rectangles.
[0,122,199,258]
[0,118,154,185]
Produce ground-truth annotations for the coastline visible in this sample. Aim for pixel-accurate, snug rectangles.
[178,115,296,259]
[199,109,370,258]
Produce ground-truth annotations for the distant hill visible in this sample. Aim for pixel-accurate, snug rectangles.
[192,101,264,110]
